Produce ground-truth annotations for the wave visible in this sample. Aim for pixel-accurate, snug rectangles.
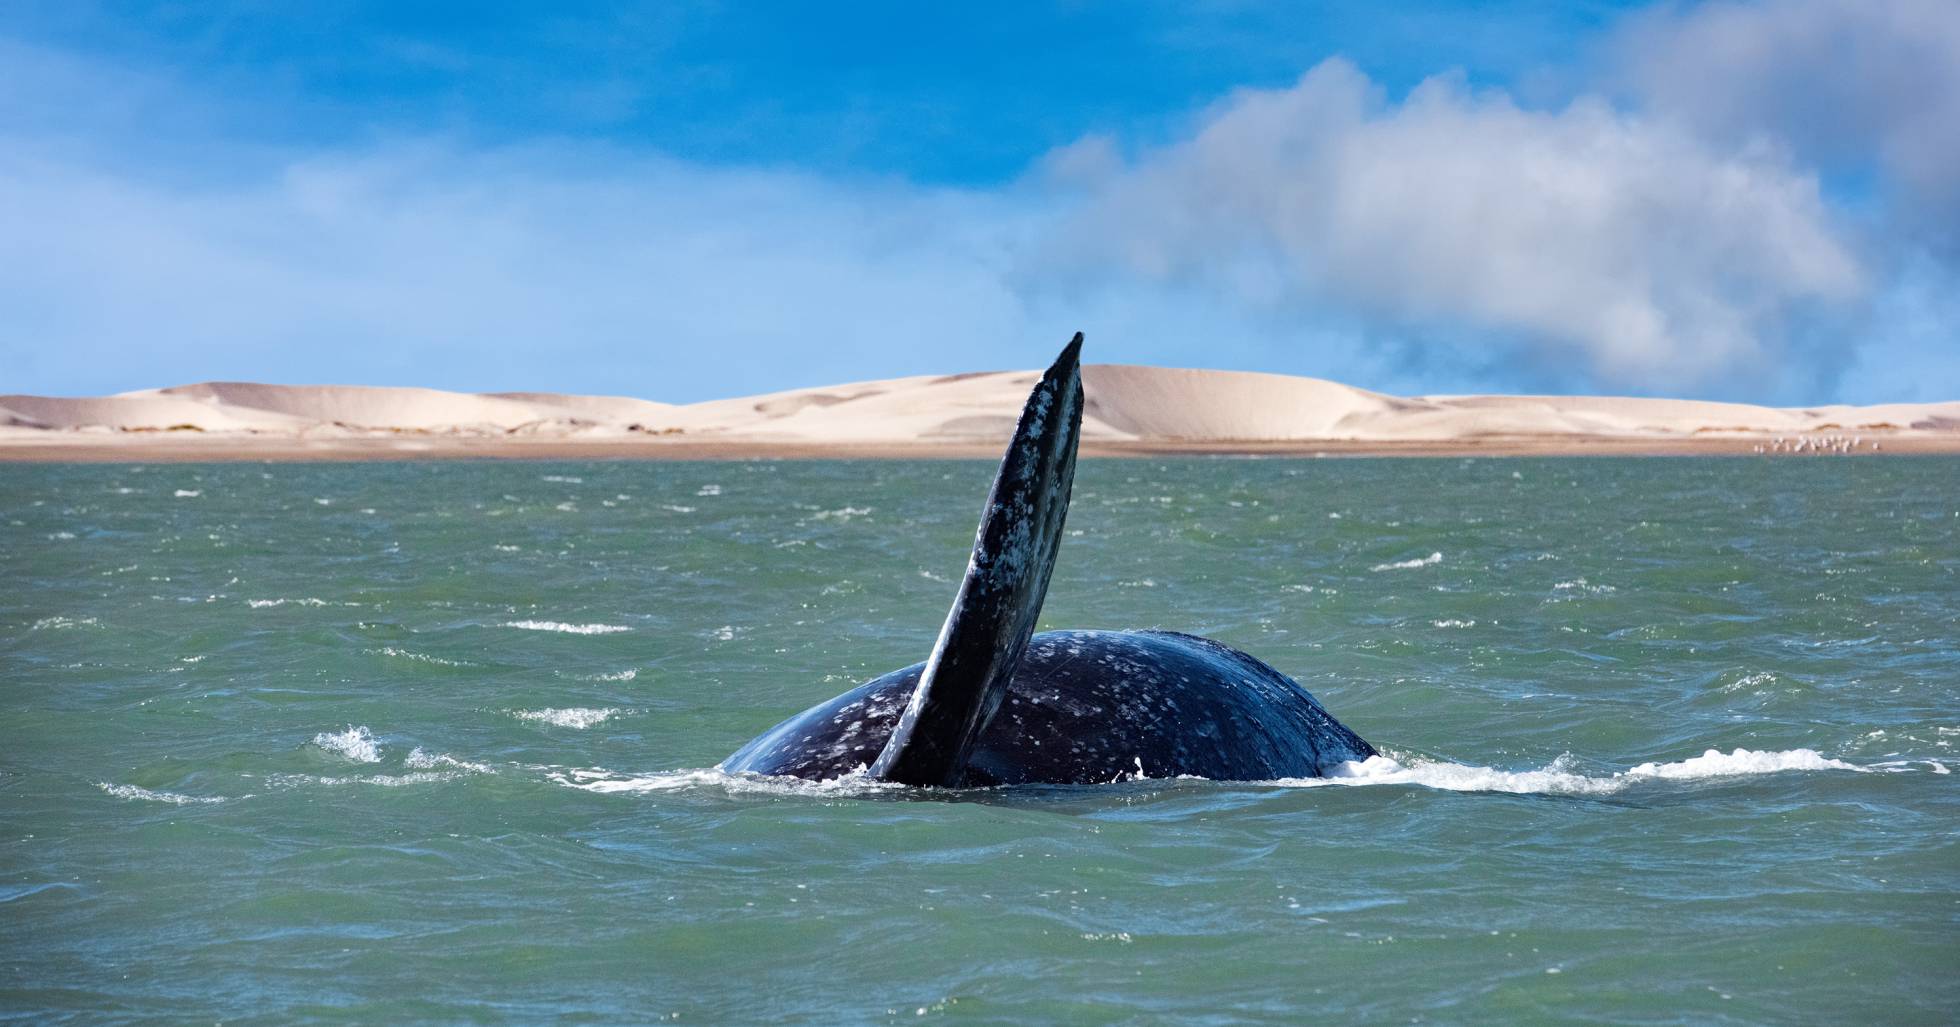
[266,770,475,789]
[1371,551,1442,572]
[366,646,472,667]
[555,748,1876,800]
[1283,748,1864,795]
[404,748,495,774]
[248,597,359,608]
[31,616,99,630]
[97,782,226,805]
[502,620,631,635]
[514,707,620,729]
[548,765,905,798]
[552,668,638,682]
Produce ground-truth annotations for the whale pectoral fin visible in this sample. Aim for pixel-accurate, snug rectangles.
[868,333,1085,786]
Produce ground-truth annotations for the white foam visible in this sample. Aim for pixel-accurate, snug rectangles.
[541,475,583,483]
[502,620,630,635]
[247,597,355,608]
[311,725,382,763]
[548,765,905,798]
[1371,551,1442,572]
[173,489,201,498]
[1284,748,1865,796]
[1432,618,1476,628]
[552,666,635,682]
[514,707,620,729]
[98,782,225,805]
[267,771,469,789]
[31,616,99,630]
[404,748,495,773]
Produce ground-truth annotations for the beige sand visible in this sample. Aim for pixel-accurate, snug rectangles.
[4,365,1956,461]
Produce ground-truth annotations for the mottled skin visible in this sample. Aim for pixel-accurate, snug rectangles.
[721,629,1376,785]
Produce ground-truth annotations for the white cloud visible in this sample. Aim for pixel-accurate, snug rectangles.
[1036,58,1865,398]
[0,140,1054,399]
[1610,0,1960,253]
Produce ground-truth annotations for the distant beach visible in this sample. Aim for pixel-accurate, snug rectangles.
[5,365,1957,460]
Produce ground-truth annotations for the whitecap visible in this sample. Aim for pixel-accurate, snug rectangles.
[514,707,620,729]
[1279,748,1865,796]
[366,647,471,667]
[248,597,338,608]
[1431,619,1476,629]
[502,620,630,635]
[31,616,99,630]
[173,489,201,498]
[1370,552,1442,572]
[266,771,469,789]
[547,765,904,798]
[98,782,225,805]
[311,725,382,763]
[404,748,495,773]
[541,475,584,484]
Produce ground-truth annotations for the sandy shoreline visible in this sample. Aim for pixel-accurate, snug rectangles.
[5,363,1956,461]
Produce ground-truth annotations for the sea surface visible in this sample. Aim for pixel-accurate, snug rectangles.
[3,457,1956,1023]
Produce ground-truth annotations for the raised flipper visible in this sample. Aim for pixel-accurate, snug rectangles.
[867,334,1085,786]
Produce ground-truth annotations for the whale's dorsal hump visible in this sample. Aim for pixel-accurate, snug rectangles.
[867,333,1085,786]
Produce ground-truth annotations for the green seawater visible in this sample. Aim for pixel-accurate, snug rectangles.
[3,457,1956,1023]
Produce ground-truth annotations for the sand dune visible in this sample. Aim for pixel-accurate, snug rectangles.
[4,364,1957,458]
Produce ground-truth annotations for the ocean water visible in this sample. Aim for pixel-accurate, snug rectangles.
[3,457,1955,1022]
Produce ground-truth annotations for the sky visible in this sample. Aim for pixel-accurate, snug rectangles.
[2,1,1955,404]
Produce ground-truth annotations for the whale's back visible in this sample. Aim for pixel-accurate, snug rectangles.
[719,629,1375,786]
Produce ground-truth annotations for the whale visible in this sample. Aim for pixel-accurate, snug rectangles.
[720,333,1376,787]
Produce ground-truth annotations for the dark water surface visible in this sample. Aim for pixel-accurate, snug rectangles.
[3,458,1956,1022]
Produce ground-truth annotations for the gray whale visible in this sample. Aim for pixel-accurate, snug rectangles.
[721,334,1376,787]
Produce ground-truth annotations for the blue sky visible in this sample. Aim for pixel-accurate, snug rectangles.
[2,1,1955,403]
